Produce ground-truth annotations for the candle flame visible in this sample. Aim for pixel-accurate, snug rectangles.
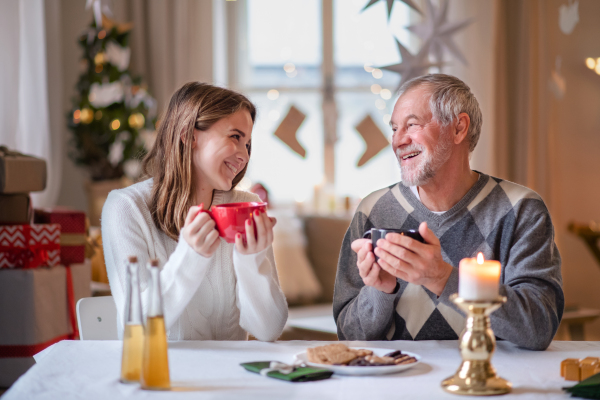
[477,253,484,264]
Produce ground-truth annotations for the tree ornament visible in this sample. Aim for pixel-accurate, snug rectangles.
[361,0,422,20]
[380,38,441,92]
[105,41,131,71]
[88,82,124,108]
[80,108,94,124]
[128,113,145,130]
[405,0,472,66]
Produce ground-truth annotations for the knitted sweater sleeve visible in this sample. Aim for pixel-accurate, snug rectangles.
[489,206,564,350]
[226,191,288,342]
[233,246,288,342]
[101,190,213,335]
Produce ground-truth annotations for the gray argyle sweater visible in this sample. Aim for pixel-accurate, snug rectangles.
[333,173,563,350]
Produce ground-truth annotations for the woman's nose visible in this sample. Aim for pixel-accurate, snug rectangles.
[237,146,249,164]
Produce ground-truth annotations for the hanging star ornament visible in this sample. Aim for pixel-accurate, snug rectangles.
[380,38,441,92]
[406,0,473,66]
[362,0,422,20]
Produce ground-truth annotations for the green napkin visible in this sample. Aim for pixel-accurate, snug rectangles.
[241,361,333,382]
[564,372,600,399]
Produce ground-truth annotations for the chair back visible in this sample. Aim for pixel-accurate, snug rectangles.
[76,296,119,340]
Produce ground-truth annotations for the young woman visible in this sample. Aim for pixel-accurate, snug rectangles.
[102,82,287,341]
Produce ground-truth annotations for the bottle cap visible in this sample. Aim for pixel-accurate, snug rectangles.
[128,256,138,263]
[149,259,159,267]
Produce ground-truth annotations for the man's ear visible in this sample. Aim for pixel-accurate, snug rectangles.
[453,113,470,145]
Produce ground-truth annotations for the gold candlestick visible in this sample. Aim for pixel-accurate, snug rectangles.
[441,294,512,396]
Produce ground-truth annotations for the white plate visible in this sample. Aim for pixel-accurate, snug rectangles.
[293,347,421,376]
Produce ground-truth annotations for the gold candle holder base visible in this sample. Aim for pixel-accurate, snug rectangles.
[441,294,512,396]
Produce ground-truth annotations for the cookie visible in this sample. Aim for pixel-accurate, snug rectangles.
[329,350,360,365]
[365,355,396,365]
[394,355,417,365]
[352,349,373,357]
[307,343,358,365]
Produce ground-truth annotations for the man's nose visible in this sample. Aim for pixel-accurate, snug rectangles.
[392,130,411,148]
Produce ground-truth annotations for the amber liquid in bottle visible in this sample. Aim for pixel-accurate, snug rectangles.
[120,324,144,382]
[120,256,144,383]
[140,259,170,390]
[141,316,170,389]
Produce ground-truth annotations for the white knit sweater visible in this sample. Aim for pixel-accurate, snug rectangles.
[101,179,288,342]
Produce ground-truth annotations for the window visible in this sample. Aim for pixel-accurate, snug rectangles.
[232,0,416,207]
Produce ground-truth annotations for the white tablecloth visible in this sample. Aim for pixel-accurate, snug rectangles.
[4,340,600,399]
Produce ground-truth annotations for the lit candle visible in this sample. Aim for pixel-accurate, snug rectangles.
[459,253,501,301]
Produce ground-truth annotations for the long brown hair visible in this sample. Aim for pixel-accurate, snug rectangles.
[142,82,256,240]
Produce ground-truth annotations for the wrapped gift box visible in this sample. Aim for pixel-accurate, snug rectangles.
[0,262,91,386]
[35,208,86,265]
[0,146,47,194]
[0,224,60,269]
[0,194,31,225]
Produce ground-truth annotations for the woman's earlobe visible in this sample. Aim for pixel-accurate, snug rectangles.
[181,132,196,148]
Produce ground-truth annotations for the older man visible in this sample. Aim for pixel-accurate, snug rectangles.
[333,74,563,350]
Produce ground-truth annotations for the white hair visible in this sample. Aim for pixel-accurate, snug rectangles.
[397,74,483,152]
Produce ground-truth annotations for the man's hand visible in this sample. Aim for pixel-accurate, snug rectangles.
[351,238,397,294]
[374,222,452,296]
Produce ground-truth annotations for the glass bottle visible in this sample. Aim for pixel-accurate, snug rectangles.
[141,259,170,390]
[120,256,144,383]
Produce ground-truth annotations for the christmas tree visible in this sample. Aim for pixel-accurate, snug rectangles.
[67,15,156,181]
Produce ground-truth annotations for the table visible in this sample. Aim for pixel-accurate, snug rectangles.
[4,340,600,399]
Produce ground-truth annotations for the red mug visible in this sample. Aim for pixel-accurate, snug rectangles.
[200,202,267,244]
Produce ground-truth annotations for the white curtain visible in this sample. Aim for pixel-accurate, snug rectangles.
[0,0,60,208]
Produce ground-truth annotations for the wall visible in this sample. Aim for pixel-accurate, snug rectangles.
[548,0,600,340]
[52,0,91,212]
[445,0,497,176]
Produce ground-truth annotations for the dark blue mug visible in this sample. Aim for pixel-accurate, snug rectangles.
[363,228,424,260]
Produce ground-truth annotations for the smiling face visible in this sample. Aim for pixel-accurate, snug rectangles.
[390,86,454,187]
[192,109,253,192]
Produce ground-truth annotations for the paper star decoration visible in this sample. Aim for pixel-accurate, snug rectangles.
[362,0,422,20]
[405,0,472,66]
[380,39,441,92]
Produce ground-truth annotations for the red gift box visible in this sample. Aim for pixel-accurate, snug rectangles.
[35,208,86,265]
[0,224,60,268]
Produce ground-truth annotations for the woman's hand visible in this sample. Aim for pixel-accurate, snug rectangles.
[235,209,277,255]
[181,203,220,258]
